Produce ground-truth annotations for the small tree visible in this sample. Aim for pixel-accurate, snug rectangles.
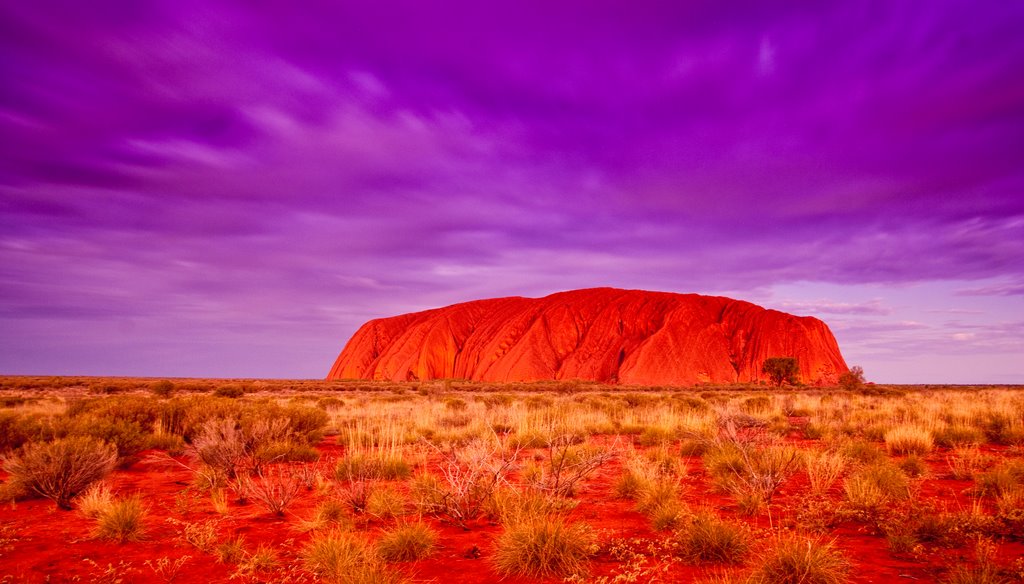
[838,366,865,391]
[761,357,799,387]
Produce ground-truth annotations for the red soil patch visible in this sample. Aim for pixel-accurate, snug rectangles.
[2,435,1022,583]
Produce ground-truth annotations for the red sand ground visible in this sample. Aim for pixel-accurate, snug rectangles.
[1,434,1022,583]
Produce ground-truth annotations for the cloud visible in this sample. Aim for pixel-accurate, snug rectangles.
[1,1,1023,378]
[776,299,892,316]
[956,281,1024,297]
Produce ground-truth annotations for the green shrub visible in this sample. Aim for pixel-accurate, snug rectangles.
[281,405,329,444]
[68,396,161,428]
[65,416,149,461]
[214,385,244,398]
[150,380,175,397]
[3,436,117,509]
[0,411,32,453]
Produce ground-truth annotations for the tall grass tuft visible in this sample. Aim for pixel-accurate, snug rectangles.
[376,521,438,562]
[492,516,597,579]
[748,535,850,584]
[884,425,934,456]
[92,494,147,543]
[674,509,751,563]
[76,482,114,518]
[805,451,846,495]
[302,530,409,583]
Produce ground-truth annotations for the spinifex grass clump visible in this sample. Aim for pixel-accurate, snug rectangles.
[376,521,438,561]
[748,535,850,584]
[674,509,751,563]
[3,436,117,509]
[302,530,409,584]
[612,448,688,529]
[492,515,598,579]
[92,494,147,543]
[884,425,935,456]
[843,462,910,519]
[804,450,847,495]
[76,482,114,518]
[336,421,412,481]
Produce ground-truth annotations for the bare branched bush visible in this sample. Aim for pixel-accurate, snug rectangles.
[3,436,117,509]
[231,464,304,516]
[525,434,615,497]
[193,418,248,479]
[701,423,801,514]
[413,435,521,528]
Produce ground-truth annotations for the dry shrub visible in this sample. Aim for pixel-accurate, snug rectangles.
[947,447,991,481]
[412,436,521,528]
[232,464,303,516]
[171,518,219,552]
[524,434,614,497]
[192,418,247,479]
[3,436,117,509]
[702,425,801,514]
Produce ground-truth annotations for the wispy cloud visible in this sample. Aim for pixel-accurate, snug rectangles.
[1,1,1022,379]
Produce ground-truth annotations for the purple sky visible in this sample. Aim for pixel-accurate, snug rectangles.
[2,1,1022,383]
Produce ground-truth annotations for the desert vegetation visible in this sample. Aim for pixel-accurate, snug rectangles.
[1,376,1023,583]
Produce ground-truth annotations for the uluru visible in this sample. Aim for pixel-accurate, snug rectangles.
[327,288,848,386]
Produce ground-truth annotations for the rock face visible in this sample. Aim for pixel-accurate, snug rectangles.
[327,288,848,386]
